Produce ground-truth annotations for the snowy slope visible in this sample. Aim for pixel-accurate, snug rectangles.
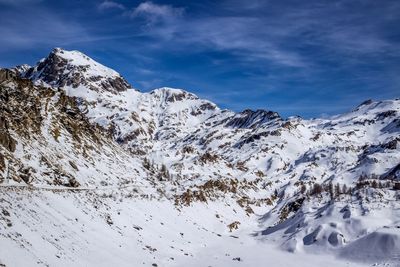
[0,68,152,190]
[0,187,369,267]
[1,48,400,266]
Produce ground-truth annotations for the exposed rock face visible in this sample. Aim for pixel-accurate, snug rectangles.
[226,109,281,128]
[0,152,5,172]
[0,117,17,152]
[381,163,400,180]
[23,48,132,93]
[0,65,147,187]
[0,69,16,82]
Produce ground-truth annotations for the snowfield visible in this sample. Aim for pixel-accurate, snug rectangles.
[0,48,399,266]
[0,187,369,267]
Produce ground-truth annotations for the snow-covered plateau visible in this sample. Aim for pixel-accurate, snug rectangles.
[0,48,399,266]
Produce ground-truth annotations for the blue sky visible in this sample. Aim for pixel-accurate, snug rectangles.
[0,0,399,118]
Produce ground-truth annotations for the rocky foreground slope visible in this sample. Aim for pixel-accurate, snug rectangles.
[0,48,399,266]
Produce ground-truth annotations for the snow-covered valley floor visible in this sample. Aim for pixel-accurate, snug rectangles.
[0,186,384,267]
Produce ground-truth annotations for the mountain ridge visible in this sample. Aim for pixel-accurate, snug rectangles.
[0,48,399,266]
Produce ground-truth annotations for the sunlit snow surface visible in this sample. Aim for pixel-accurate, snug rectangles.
[0,188,370,267]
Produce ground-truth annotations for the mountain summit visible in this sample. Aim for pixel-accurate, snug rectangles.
[23,48,132,93]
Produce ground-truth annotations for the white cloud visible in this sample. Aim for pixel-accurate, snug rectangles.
[131,1,184,23]
[138,15,307,67]
[129,0,400,68]
[98,1,125,11]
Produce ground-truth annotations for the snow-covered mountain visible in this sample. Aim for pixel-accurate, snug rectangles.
[1,48,399,266]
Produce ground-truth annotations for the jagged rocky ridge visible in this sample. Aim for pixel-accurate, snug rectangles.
[0,48,399,266]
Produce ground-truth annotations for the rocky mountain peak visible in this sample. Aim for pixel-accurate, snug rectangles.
[11,64,31,76]
[23,48,132,93]
[149,87,202,103]
[226,109,281,129]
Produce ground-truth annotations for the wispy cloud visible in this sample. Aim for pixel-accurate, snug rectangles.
[130,1,184,24]
[124,0,399,69]
[175,17,306,67]
[98,1,125,11]
[128,7,307,67]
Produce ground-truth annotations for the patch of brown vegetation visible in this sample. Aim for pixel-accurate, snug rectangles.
[227,221,241,232]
